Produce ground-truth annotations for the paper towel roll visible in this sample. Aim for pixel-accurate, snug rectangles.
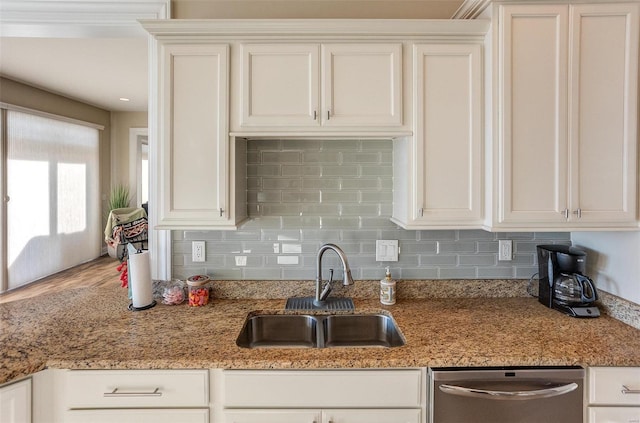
[128,249,153,308]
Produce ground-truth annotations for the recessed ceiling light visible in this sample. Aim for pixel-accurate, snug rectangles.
[119,97,130,102]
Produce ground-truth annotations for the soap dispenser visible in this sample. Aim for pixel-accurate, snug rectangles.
[380,266,396,305]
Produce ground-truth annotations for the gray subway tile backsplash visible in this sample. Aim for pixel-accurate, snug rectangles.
[171,139,571,281]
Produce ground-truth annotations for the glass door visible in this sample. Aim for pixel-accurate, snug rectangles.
[3,109,101,291]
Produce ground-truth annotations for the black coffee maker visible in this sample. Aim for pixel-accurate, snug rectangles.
[537,245,600,318]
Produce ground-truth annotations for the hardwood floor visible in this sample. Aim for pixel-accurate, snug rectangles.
[0,255,122,304]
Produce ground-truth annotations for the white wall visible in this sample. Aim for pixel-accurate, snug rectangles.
[571,232,640,304]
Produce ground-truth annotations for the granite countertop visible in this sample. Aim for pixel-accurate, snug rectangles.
[2,284,640,386]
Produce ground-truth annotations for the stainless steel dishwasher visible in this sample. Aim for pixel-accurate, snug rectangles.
[429,366,584,423]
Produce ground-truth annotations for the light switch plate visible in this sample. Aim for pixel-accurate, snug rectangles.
[376,240,399,262]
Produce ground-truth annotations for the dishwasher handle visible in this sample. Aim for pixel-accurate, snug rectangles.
[439,382,578,401]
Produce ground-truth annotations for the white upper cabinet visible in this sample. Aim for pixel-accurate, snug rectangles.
[490,2,639,230]
[238,42,402,131]
[240,44,319,127]
[321,43,402,127]
[155,43,246,229]
[393,43,483,229]
[568,3,638,226]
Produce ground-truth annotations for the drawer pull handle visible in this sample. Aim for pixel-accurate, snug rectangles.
[622,385,640,395]
[103,387,162,397]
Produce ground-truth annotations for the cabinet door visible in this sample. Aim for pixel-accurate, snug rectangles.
[497,4,569,225]
[412,43,482,226]
[65,409,209,423]
[588,407,640,423]
[0,379,31,423]
[225,410,321,423]
[158,43,231,228]
[322,409,421,423]
[568,3,639,225]
[321,43,402,127]
[240,44,320,127]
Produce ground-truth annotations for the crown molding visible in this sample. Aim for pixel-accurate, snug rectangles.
[140,18,490,39]
[0,0,170,37]
[452,0,492,19]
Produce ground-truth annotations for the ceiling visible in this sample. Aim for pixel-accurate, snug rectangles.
[0,0,466,113]
[0,37,149,112]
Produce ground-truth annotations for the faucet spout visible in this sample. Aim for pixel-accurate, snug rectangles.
[314,243,355,306]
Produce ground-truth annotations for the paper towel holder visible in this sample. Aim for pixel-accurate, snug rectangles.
[126,243,156,311]
[128,300,157,312]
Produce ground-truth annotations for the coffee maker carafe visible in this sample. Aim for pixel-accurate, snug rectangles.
[537,245,600,318]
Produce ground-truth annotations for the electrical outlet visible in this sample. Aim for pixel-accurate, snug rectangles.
[192,241,206,262]
[498,240,513,261]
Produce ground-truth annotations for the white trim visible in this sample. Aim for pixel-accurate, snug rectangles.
[452,0,493,19]
[0,102,105,130]
[0,110,7,293]
[146,35,170,280]
[128,127,148,207]
[0,0,170,38]
[140,19,490,39]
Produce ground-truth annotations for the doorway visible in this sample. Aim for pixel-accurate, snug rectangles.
[129,127,149,209]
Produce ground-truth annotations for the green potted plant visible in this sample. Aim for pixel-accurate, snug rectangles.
[108,184,131,211]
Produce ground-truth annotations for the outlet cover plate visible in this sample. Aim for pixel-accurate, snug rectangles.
[192,241,206,262]
[498,239,513,261]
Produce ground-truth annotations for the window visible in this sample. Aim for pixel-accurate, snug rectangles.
[4,109,101,291]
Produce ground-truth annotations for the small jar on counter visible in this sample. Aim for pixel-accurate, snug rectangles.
[187,275,211,307]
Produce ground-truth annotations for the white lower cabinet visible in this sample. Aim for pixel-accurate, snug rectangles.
[0,378,31,423]
[65,409,209,423]
[323,409,421,423]
[588,367,640,423]
[220,369,424,423]
[225,410,321,423]
[64,370,209,423]
[589,407,640,423]
[225,409,421,423]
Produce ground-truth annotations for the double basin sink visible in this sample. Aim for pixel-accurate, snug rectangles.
[236,312,405,349]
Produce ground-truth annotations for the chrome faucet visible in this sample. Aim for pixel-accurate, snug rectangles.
[314,243,355,306]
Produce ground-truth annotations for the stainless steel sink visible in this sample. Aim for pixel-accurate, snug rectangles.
[322,314,404,348]
[235,314,318,348]
[236,313,405,349]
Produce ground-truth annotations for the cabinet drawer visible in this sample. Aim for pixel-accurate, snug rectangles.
[223,369,422,408]
[65,409,209,423]
[589,367,640,405]
[66,370,208,408]
[588,406,640,423]
[225,409,321,423]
